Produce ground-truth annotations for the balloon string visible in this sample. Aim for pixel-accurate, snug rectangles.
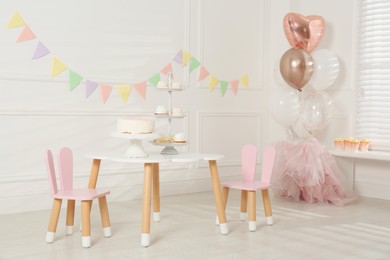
[287,127,295,141]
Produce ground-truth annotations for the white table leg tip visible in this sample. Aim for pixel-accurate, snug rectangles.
[82,236,91,248]
[240,212,247,221]
[215,216,219,225]
[103,227,112,237]
[249,221,256,232]
[153,212,161,222]
[266,216,273,226]
[45,232,55,243]
[219,223,229,235]
[66,225,73,235]
[141,233,150,247]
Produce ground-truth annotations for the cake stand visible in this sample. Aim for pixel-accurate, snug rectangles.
[151,141,187,155]
[112,132,161,158]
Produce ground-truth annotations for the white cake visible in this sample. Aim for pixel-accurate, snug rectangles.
[172,132,186,143]
[155,105,168,115]
[171,107,184,117]
[117,118,154,134]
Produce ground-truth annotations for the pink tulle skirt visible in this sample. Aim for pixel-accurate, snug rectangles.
[272,138,355,206]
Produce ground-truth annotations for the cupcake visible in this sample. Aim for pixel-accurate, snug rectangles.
[172,133,186,143]
[334,138,344,150]
[171,107,184,117]
[157,81,168,89]
[359,139,370,152]
[155,105,168,115]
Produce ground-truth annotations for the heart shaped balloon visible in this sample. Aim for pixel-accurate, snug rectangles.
[283,13,325,53]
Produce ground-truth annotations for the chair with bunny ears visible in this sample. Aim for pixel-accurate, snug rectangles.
[221,144,277,231]
[45,147,111,248]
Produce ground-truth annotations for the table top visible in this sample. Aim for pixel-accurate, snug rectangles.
[330,149,390,161]
[86,151,224,163]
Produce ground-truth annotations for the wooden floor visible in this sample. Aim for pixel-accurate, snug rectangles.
[1,191,390,260]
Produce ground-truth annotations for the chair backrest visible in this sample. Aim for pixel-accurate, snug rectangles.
[241,144,258,182]
[57,147,73,191]
[260,145,277,185]
[45,149,58,196]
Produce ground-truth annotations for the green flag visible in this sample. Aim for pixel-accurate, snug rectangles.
[220,81,228,96]
[189,57,201,74]
[69,70,83,91]
[148,73,161,87]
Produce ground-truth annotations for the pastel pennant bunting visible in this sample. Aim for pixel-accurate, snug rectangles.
[240,75,249,89]
[209,75,219,92]
[198,66,209,81]
[17,26,36,42]
[182,50,192,67]
[32,42,50,59]
[220,81,228,96]
[231,80,239,96]
[134,81,147,99]
[189,57,200,74]
[85,80,98,98]
[6,12,26,29]
[116,85,132,103]
[148,73,161,87]
[173,50,183,64]
[51,57,67,77]
[68,70,83,91]
[100,84,113,104]
[161,63,173,76]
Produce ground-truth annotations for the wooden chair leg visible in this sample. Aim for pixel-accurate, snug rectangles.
[216,187,230,225]
[66,200,75,235]
[240,190,248,220]
[261,189,273,225]
[81,200,91,248]
[152,163,160,222]
[46,198,62,243]
[248,191,256,231]
[98,196,112,237]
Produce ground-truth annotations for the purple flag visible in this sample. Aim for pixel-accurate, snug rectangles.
[173,50,183,64]
[32,42,50,59]
[86,80,98,98]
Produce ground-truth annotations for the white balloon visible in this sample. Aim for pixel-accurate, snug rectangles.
[300,89,326,134]
[309,49,340,90]
[268,86,300,127]
[292,116,312,139]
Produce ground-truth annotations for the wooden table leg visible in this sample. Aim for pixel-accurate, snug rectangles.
[152,163,161,222]
[141,163,153,247]
[208,160,229,235]
[88,159,101,189]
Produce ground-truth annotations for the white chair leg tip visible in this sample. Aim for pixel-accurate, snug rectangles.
[266,216,273,226]
[45,232,55,243]
[219,223,229,235]
[141,233,150,247]
[240,212,247,221]
[103,227,112,237]
[153,212,161,222]
[66,225,73,235]
[82,236,91,248]
[249,221,256,232]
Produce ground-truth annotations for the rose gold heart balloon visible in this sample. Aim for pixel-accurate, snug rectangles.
[283,13,325,53]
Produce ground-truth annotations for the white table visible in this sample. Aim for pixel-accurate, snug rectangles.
[86,152,229,247]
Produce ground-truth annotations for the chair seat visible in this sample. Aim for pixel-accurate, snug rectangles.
[53,188,110,200]
[222,180,271,191]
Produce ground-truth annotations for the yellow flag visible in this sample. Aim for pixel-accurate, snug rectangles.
[116,85,132,103]
[209,75,219,92]
[182,50,192,67]
[51,57,67,77]
[7,12,26,29]
[240,75,249,89]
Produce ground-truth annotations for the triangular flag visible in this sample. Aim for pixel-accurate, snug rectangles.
[116,85,132,103]
[161,63,173,76]
[182,50,192,67]
[220,81,228,96]
[17,26,36,42]
[240,75,249,89]
[189,57,201,74]
[148,73,161,87]
[6,12,26,29]
[86,80,98,98]
[209,75,219,92]
[51,57,67,77]
[173,50,183,64]
[100,84,113,104]
[134,81,147,99]
[231,80,239,96]
[32,42,50,59]
[68,70,83,91]
[198,66,209,81]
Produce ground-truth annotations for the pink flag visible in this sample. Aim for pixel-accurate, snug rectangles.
[161,63,173,75]
[32,42,50,59]
[100,84,113,103]
[231,80,239,96]
[86,80,98,98]
[17,26,36,42]
[134,81,147,99]
[198,66,209,81]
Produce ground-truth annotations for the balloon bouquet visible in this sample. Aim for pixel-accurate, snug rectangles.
[269,13,340,140]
